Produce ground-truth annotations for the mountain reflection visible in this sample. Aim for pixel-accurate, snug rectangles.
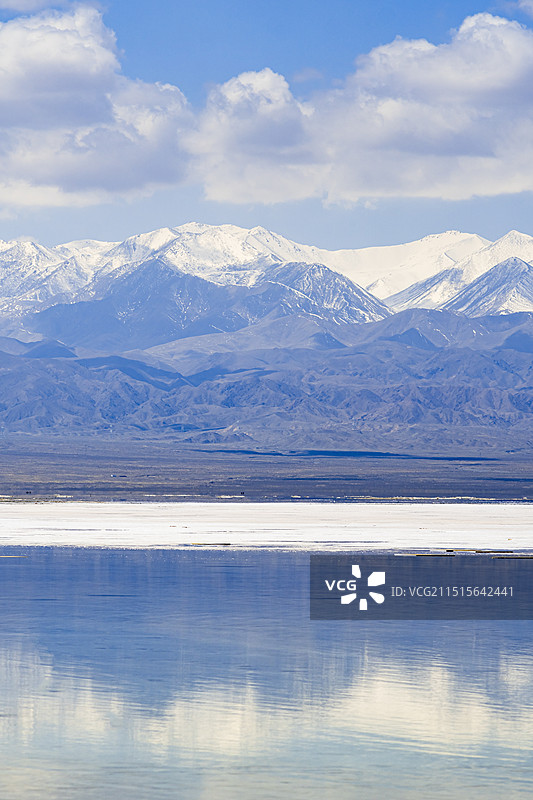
[0,548,532,799]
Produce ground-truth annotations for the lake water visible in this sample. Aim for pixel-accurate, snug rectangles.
[1,546,532,799]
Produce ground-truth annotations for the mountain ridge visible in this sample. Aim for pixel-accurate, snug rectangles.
[0,222,530,452]
[0,223,492,309]
[444,257,533,316]
[387,230,533,312]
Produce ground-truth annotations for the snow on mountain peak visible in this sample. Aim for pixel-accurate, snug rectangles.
[386,230,533,312]
[444,256,533,316]
[498,229,532,242]
[351,231,489,299]
[109,226,180,256]
[452,230,533,285]
[80,222,490,297]
[2,222,533,321]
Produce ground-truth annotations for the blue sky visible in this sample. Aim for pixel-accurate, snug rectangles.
[103,0,489,104]
[1,0,533,247]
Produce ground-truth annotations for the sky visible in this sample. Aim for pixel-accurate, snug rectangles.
[1,0,533,247]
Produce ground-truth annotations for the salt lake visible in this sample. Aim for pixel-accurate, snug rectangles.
[0,503,531,798]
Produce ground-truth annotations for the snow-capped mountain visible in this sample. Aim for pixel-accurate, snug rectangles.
[346,231,489,298]
[443,257,533,316]
[54,238,118,270]
[0,223,492,316]
[94,224,308,287]
[0,221,532,453]
[0,241,63,307]
[0,239,116,314]
[2,222,533,340]
[265,261,389,322]
[446,230,533,286]
[88,224,488,298]
[32,259,390,350]
[387,230,533,311]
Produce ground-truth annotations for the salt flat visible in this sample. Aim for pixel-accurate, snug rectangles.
[0,501,530,550]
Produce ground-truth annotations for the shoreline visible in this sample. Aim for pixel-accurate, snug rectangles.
[0,500,531,551]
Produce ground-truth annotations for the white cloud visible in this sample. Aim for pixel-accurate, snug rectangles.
[0,6,192,207]
[2,9,533,209]
[192,13,533,204]
[0,6,118,128]
[315,13,533,203]
[187,68,324,204]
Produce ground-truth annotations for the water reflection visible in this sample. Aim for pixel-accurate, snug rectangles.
[0,549,532,799]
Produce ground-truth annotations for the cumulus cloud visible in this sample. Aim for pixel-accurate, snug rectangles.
[2,8,533,209]
[187,68,325,203]
[0,6,118,128]
[314,13,533,203]
[0,6,192,207]
[192,13,533,204]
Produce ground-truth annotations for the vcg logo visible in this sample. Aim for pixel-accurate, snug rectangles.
[325,564,386,611]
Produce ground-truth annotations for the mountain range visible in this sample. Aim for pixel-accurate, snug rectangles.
[0,222,532,454]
